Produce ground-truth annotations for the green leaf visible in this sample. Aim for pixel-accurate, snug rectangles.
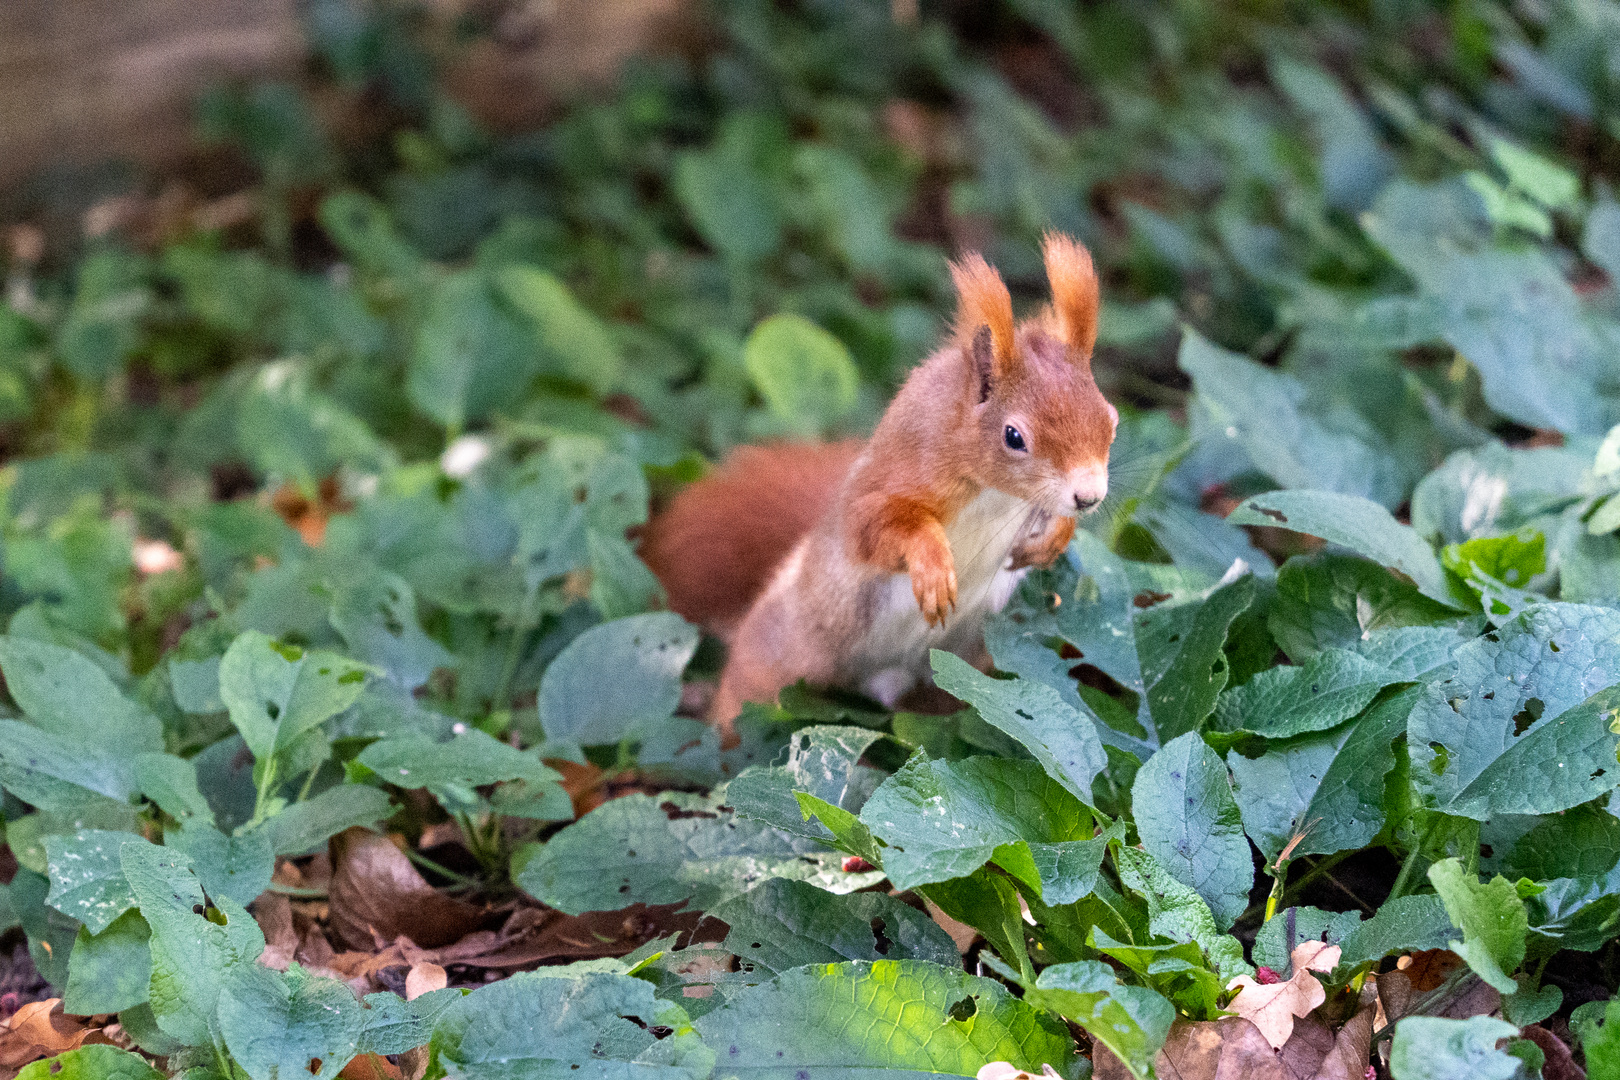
[1411,443,1586,547]
[409,268,541,430]
[1253,907,1362,976]
[328,568,453,692]
[1488,137,1580,210]
[253,783,396,856]
[1180,330,1403,505]
[1500,803,1620,881]
[15,1046,164,1080]
[859,755,1102,902]
[517,791,849,916]
[921,868,1033,981]
[1112,846,1250,982]
[236,362,395,487]
[692,961,1077,1078]
[218,631,370,767]
[584,529,663,620]
[672,143,783,265]
[1026,961,1174,1080]
[356,729,567,818]
[1228,683,1416,861]
[122,840,266,1047]
[1135,573,1257,743]
[1130,733,1250,929]
[1442,529,1547,606]
[0,720,140,810]
[537,612,698,746]
[1573,995,1620,1078]
[1410,604,1620,818]
[1226,489,1457,605]
[10,866,79,988]
[45,829,140,934]
[1585,200,1620,285]
[1214,648,1400,737]
[496,265,622,395]
[728,726,891,846]
[1337,895,1457,969]
[929,652,1107,807]
[1268,553,1462,662]
[742,314,860,437]
[219,963,365,1080]
[0,637,163,754]
[1428,859,1527,994]
[711,878,961,978]
[64,908,151,1015]
[166,824,275,907]
[1388,1016,1525,1080]
[427,969,692,1077]
[1088,929,1225,1021]
[133,754,216,827]
[356,988,461,1056]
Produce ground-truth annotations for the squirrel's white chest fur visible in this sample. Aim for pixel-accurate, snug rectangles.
[854,487,1039,705]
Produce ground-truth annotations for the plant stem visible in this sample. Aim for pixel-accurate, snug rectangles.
[405,846,479,887]
[295,764,321,804]
[1388,819,1440,902]
[491,583,540,714]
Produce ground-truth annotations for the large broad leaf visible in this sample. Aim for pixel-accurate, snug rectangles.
[14,1047,164,1080]
[1337,895,1457,969]
[1226,490,1457,605]
[496,265,622,395]
[727,726,891,846]
[1026,961,1174,1080]
[1409,603,1620,818]
[426,969,692,1078]
[1112,846,1250,982]
[218,631,370,768]
[711,878,961,979]
[1387,1016,1525,1080]
[859,755,1105,903]
[133,753,215,828]
[1268,553,1466,661]
[165,824,275,908]
[693,961,1077,1078]
[1179,331,1404,505]
[742,314,860,437]
[537,613,699,746]
[1228,683,1417,861]
[44,829,140,934]
[0,637,163,754]
[1428,859,1527,995]
[218,963,366,1080]
[253,784,396,857]
[327,568,453,691]
[1130,733,1250,929]
[1410,443,1588,547]
[408,268,542,430]
[929,652,1107,807]
[1134,574,1257,743]
[123,840,265,1047]
[0,720,141,810]
[64,908,151,1015]
[517,791,856,916]
[1365,179,1620,437]
[356,729,568,819]
[1213,649,1401,737]
[1252,907,1363,975]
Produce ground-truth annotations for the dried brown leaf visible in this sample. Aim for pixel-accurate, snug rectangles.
[405,963,447,1000]
[1397,949,1462,991]
[1521,1024,1585,1080]
[327,828,491,950]
[1226,943,1337,1049]
[338,1053,404,1080]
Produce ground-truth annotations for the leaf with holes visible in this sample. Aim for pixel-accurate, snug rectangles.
[693,960,1077,1077]
[516,791,862,916]
[218,631,371,768]
[712,878,961,979]
[1213,648,1402,738]
[218,962,367,1080]
[727,725,891,846]
[1409,603,1620,818]
[1026,961,1174,1080]
[355,728,568,819]
[859,755,1107,902]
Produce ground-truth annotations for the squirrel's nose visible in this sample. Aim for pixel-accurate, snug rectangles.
[1066,465,1108,513]
[1074,494,1099,511]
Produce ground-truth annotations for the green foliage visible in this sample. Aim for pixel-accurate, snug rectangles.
[11,0,1620,1073]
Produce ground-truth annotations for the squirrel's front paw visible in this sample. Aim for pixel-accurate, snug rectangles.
[908,541,958,627]
[1010,515,1076,570]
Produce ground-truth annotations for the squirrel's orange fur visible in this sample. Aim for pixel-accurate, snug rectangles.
[645,235,1116,729]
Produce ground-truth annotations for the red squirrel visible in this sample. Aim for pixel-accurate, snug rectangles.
[641,234,1117,725]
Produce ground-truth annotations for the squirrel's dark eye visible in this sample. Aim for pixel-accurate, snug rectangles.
[1004,425,1027,452]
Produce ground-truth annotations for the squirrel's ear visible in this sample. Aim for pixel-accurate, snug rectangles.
[951,252,1016,383]
[969,326,994,402]
[1042,232,1099,362]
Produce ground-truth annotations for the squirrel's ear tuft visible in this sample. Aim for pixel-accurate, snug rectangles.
[1042,232,1099,361]
[951,252,1016,381]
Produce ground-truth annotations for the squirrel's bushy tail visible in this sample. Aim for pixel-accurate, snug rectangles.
[641,440,863,641]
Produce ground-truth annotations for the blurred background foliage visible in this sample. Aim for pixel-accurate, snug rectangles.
[0,0,1617,696]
